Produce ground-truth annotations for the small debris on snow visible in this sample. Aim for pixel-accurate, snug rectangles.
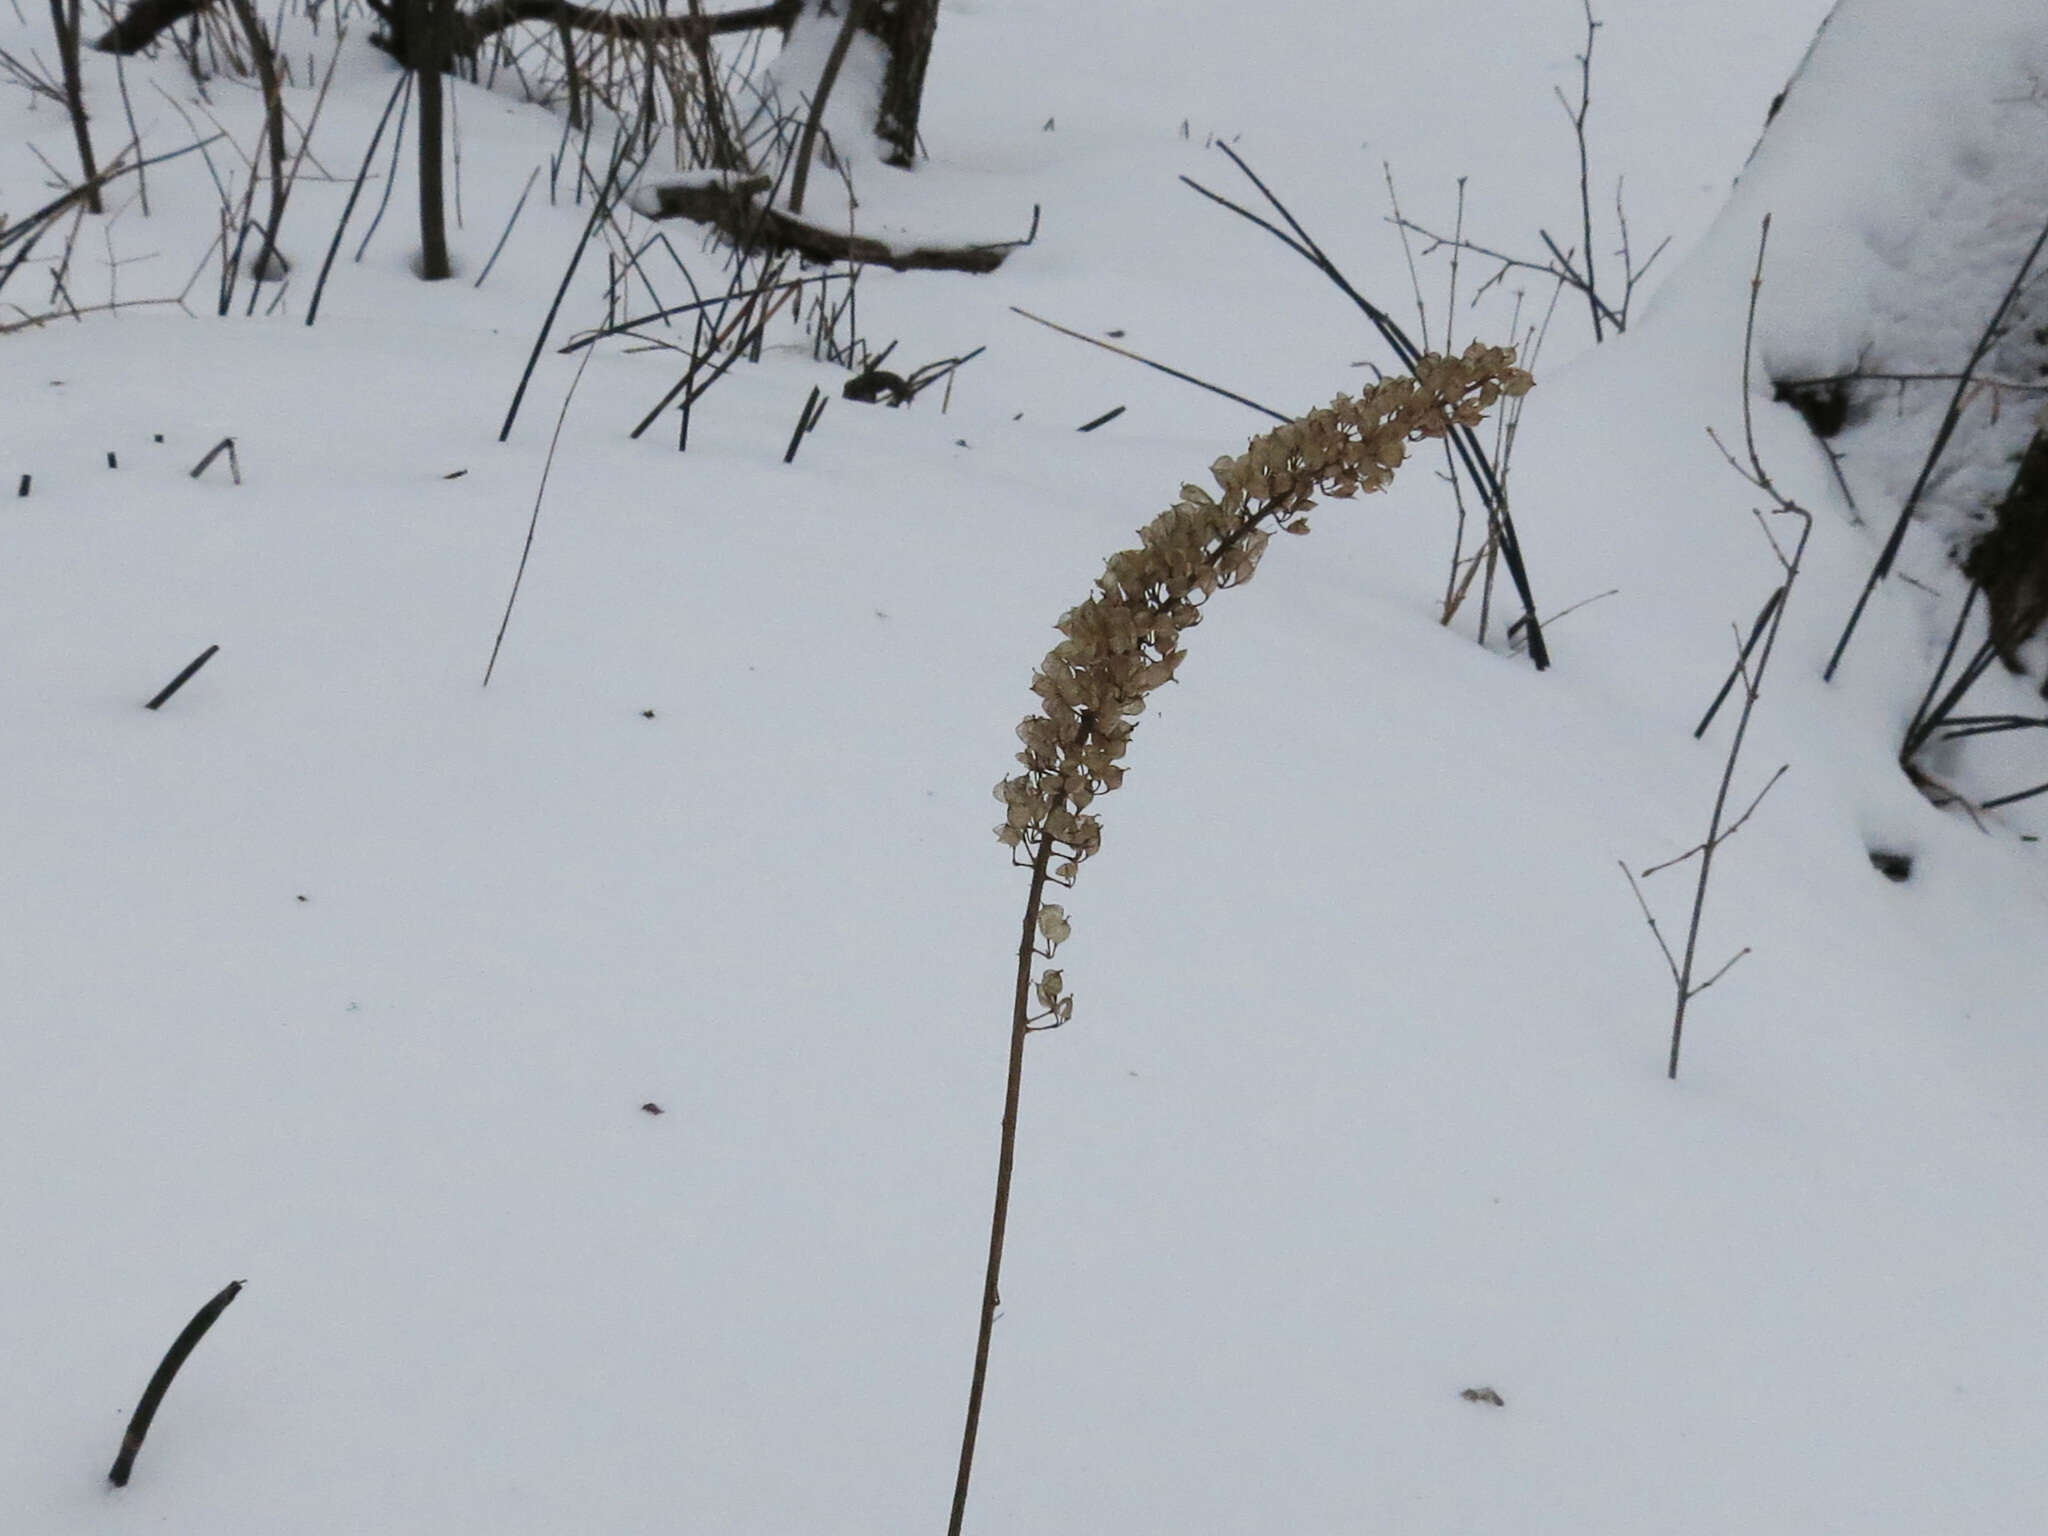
[1460,1387,1506,1407]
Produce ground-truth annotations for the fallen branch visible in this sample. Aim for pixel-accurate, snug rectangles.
[97,0,796,55]
[634,173,1024,273]
[454,0,794,52]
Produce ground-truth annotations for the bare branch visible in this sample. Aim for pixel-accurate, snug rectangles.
[1687,946,1751,1000]
[1619,860,1681,986]
[1639,763,1789,877]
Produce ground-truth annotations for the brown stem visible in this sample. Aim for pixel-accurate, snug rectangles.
[947,829,1054,1536]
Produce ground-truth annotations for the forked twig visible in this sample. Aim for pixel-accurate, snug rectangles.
[1629,216,1809,1080]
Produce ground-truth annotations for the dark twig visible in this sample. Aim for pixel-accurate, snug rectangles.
[188,436,241,482]
[472,162,540,288]
[109,1280,243,1486]
[1075,405,1125,432]
[1694,586,1784,738]
[1183,145,1550,668]
[781,383,826,462]
[561,271,835,353]
[500,126,631,442]
[145,644,221,709]
[306,71,409,324]
[947,828,1055,1536]
[1937,713,2048,741]
[353,69,414,262]
[1900,586,1991,763]
[1009,307,1289,423]
[1982,776,2048,810]
[627,255,796,440]
[485,346,594,684]
[1560,0,1602,342]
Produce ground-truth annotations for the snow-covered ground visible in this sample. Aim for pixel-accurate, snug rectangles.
[6,1,2047,1532]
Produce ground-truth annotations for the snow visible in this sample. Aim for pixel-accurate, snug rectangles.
[1661,0,2048,570]
[4,1,2047,1533]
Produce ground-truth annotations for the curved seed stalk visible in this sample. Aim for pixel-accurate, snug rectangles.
[948,342,1533,1536]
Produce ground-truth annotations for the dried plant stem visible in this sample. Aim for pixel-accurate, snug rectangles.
[1182,146,1550,668]
[484,343,594,684]
[1563,0,1601,342]
[500,126,631,442]
[1633,215,1809,1080]
[953,343,1528,1533]
[188,435,241,481]
[473,163,540,289]
[1009,306,1290,423]
[947,827,1053,1536]
[306,70,409,325]
[108,1280,243,1486]
[145,643,221,709]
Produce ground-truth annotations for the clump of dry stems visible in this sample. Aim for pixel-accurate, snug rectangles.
[948,340,1532,1536]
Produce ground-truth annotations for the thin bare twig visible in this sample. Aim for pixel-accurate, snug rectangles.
[1627,216,1809,1080]
[484,344,595,685]
[1639,763,1789,878]
[1182,145,1550,666]
[1009,306,1292,423]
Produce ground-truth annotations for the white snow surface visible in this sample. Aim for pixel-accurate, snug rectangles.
[1664,0,2048,579]
[5,1,2048,1533]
